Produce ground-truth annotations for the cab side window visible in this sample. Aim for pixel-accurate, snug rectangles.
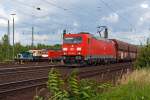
[88,38,90,44]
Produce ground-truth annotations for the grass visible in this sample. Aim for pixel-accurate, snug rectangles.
[93,68,150,100]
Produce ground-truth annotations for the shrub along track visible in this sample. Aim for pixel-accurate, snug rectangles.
[0,62,133,100]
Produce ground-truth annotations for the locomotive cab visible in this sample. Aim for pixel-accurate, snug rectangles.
[62,33,89,64]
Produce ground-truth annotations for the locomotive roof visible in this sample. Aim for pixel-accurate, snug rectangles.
[65,32,90,35]
[78,32,90,34]
[64,33,90,37]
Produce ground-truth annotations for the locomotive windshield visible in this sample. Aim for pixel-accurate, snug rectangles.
[63,37,82,44]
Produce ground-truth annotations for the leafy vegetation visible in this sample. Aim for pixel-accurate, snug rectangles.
[35,68,111,100]
[135,43,150,68]
[34,67,150,100]
[35,68,150,100]
[0,34,61,62]
[135,47,150,68]
[47,68,68,100]
[93,68,150,100]
[93,82,150,100]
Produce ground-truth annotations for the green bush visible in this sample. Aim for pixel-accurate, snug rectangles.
[93,68,150,100]
[35,69,150,100]
[47,68,68,100]
[135,45,150,68]
[35,68,111,100]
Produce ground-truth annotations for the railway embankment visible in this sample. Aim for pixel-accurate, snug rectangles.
[93,68,150,100]
[34,67,150,100]
[0,62,132,100]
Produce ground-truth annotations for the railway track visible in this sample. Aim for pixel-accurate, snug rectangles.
[79,62,132,77]
[0,65,57,74]
[0,62,133,96]
[0,77,47,94]
[0,64,67,84]
[0,62,58,69]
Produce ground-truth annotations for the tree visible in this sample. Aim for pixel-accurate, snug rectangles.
[135,44,150,68]
[0,34,10,60]
[2,34,9,46]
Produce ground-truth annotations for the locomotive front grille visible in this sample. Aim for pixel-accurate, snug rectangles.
[63,55,84,61]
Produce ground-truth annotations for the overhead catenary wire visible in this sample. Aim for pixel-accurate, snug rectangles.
[10,1,70,44]
[11,0,70,28]
[111,0,136,32]
[43,0,68,11]
[99,0,136,32]
[44,0,96,17]
[12,0,102,33]
[14,0,97,27]
[43,0,97,23]
[13,0,73,26]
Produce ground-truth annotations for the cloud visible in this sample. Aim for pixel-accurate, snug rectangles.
[110,31,149,45]
[140,3,149,9]
[0,6,7,19]
[0,19,8,27]
[0,5,8,27]
[138,12,150,25]
[73,21,79,27]
[34,34,49,41]
[101,13,119,23]
[9,32,61,45]
[0,0,150,45]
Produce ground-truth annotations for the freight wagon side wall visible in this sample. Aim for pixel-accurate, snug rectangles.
[128,45,137,60]
[111,39,138,61]
[111,39,129,61]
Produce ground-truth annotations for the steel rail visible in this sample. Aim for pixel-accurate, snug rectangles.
[0,62,133,95]
[0,77,47,94]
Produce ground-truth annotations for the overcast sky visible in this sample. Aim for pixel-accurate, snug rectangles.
[0,0,150,45]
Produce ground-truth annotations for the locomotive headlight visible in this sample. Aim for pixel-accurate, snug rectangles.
[77,47,82,51]
[63,48,68,51]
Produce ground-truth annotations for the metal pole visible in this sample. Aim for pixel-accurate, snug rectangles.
[32,26,34,48]
[12,16,15,61]
[8,20,10,44]
[11,13,16,61]
[7,20,10,60]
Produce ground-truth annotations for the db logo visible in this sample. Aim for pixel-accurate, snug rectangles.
[70,48,74,51]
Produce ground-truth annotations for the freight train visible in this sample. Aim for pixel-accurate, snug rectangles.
[15,27,138,65]
[62,28,138,65]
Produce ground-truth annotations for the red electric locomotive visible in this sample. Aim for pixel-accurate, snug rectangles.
[62,28,138,65]
[62,32,117,64]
